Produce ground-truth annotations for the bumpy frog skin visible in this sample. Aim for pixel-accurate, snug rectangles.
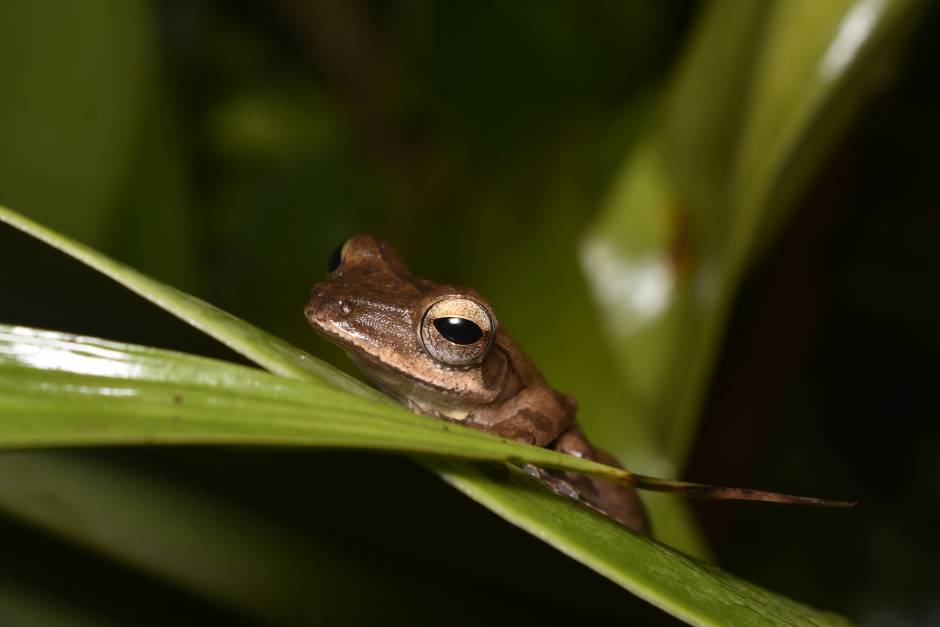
[305,235,649,532]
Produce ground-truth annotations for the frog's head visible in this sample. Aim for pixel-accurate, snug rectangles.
[305,235,512,415]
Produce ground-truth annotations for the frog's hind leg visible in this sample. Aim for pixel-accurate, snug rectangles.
[552,427,651,535]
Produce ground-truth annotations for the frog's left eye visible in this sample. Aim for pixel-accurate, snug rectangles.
[420,297,495,366]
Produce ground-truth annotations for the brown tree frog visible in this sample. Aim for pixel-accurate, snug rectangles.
[305,236,853,533]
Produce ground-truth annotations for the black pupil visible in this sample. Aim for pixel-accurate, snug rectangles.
[327,244,343,273]
[433,317,483,345]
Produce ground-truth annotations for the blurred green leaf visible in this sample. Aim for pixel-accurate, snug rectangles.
[0,573,123,627]
[582,0,921,467]
[0,205,853,625]
[0,450,471,625]
[107,86,199,292]
[0,0,155,245]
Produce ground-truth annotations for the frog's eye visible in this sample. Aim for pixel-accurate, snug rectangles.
[327,241,346,273]
[420,297,495,366]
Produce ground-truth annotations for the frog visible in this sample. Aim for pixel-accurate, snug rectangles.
[305,234,650,532]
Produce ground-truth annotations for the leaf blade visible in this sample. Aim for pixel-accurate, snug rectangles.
[432,459,854,627]
[0,324,673,485]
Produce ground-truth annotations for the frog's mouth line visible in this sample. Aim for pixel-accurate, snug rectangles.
[308,317,467,395]
[346,351,476,423]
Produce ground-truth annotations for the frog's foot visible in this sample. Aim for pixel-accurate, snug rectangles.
[552,427,651,535]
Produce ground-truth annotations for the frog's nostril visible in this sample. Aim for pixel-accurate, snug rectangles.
[338,300,353,316]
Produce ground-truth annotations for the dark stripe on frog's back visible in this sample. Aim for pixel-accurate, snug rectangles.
[490,330,565,405]
[484,335,532,404]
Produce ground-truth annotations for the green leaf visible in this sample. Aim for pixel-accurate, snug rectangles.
[433,460,854,627]
[0,324,671,483]
[0,205,853,625]
[582,0,922,467]
[0,0,154,246]
[0,450,476,625]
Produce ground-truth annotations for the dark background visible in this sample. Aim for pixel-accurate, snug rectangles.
[0,2,937,625]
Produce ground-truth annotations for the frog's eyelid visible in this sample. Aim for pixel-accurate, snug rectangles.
[425,297,492,330]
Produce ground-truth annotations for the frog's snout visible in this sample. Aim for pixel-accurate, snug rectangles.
[305,282,354,330]
[304,283,331,326]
